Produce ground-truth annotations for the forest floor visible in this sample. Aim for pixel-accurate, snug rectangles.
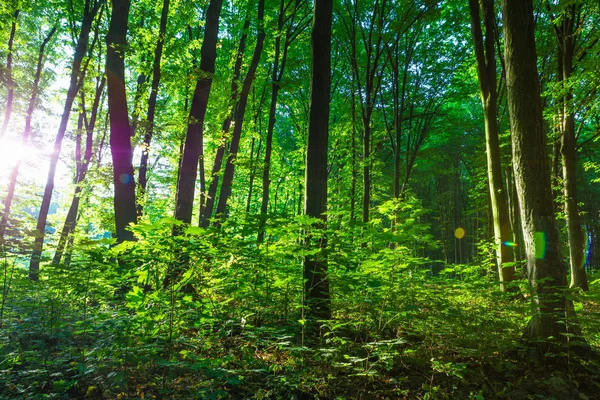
[1,263,599,399]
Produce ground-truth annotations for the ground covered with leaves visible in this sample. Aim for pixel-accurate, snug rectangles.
[2,220,600,399]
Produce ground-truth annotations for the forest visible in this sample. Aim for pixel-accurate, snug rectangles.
[1,0,600,398]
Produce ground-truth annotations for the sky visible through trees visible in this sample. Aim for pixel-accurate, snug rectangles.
[1,0,600,398]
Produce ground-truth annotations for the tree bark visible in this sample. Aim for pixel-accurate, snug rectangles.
[214,0,266,224]
[303,0,333,329]
[29,1,100,280]
[200,4,248,228]
[0,9,19,137]
[469,0,515,290]
[501,0,577,342]
[257,0,304,241]
[173,0,223,225]
[1,25,56,243]
[53,77,105,265]
[137,0,170,218]
[106,0,137,243]
[552,2,589,291]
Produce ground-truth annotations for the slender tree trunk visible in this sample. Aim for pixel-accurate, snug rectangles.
[246,136,260,214]
[137,0,170,218]
[200,10,250,227]
[0,25,56,243]
[501,0,578,342]
[214,0,266,223]
[173,0,223,225]
[469,0,515,290]
[29,1,100,280]
[555,4,588,291]
[53,77,105,265]
[1,9,19,137]
[106,0,137,243]
[303,0,333,331]
[258,0,289,242]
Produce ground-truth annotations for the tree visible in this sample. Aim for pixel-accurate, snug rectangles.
[53,75,105,265]
[546,0,590,291]
[106,0,137,243]
[341,0,389,223]
[501,0,577,341]
[200,8,251,228]
[468,0,515,290]
[214,0,266,223]
[30,0,102,280]
[173,0,223,226]
[0,9,19,137]
[0,24,56,244]
[137,0,170,218]
[257,0,309,242]
[303,0,333,329]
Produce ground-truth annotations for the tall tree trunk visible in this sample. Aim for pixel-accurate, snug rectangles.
[303,0,333,331]
[106,0,137,243]
[200,8,249,227]
[0,9,19,137]
[53,77,105,265]
[469,0,515,290]
[341,0,388,223]
[0,25,56,243]
[214,0,266,223]
[257,0,298,242]
[553,3,589,291]
[137,0,170,218]
[173,0,223,225]
[29,1,100,280]
[501,0,577,342]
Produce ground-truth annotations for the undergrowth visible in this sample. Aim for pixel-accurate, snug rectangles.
[1,216,599,399]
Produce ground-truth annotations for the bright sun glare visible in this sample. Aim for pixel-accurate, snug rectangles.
[0,136,40,181]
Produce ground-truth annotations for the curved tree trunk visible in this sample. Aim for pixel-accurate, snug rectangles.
[53,77,105,265]
[1,9,19,137]
[174,0,223,226]
[1,25,56,244]
[214,0,266,224]
[29,1,100,280]
[200,9,250,228]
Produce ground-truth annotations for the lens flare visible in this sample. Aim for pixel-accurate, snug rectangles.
[454,227,466,239]
[534,232,546,259]
[502,241,518,247]
[119,173,131,184]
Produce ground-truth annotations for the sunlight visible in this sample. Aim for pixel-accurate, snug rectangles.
[0,137,27,176]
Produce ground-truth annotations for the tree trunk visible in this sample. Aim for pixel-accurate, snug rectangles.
[501,0,577,342]
[200,9,249,227]
[53,77,105,265]
[173,0,223,225]
[106,0,137,243]
[214,0,266,224]
[137,0,170,218]
[257,0,295,242]
[469,0,515,290]
[303,0,333,330]
[0,9,19,137]
[1,25,56,243]
[554,3,588,291]
[29,1,100,280]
